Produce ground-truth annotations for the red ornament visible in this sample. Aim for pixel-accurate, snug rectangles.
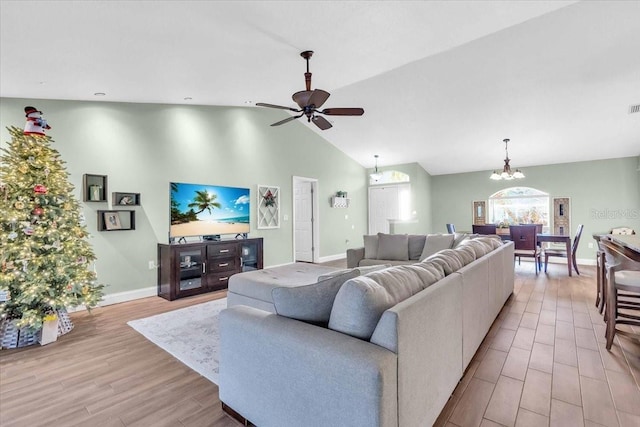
[32,206,44,216]
[34,184,47,194]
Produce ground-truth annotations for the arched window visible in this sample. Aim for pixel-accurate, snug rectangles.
[488,187,550,231]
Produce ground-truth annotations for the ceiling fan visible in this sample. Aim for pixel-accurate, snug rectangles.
[256,51,364,130]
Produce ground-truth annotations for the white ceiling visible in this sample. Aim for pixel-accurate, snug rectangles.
[1,1,639,174]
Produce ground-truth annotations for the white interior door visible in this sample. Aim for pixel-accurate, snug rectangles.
[368,186,399,235]
[294,179,314,262]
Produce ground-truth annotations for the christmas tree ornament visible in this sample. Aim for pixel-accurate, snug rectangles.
[23,106,51,136]
[32,206,44,216]
[23,226,34,235]
[14,201,24,209]
[7,231,18,240]
[34,184,47,194]
[18,164,28,173]
[44,168,50,176]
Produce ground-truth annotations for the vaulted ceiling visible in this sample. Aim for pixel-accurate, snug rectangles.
[1,1,638,174]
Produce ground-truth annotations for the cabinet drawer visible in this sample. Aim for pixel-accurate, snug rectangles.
[209,256,239,272]
[208,243,239,258]
[208,271,233,290]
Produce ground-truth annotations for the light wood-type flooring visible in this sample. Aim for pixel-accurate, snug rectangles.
[1,262,639,427]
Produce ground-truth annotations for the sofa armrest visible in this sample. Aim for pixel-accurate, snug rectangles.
[220,306,398,427]
[347,246,365,268]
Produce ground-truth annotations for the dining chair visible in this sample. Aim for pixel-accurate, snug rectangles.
[544,224,584,275]
[446,224,456,233]
[600,239,640,350]
[510,225,541,274]
[472,224,497,235]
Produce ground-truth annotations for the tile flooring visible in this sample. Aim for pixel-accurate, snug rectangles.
[435,261,640,427]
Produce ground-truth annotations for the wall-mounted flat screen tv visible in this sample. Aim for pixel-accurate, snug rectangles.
[170,182,250,239]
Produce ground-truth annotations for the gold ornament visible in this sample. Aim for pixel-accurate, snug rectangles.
[18,164,28,173]
[14,201,25,209]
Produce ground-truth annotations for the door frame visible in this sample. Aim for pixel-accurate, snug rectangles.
[292,176,320,263]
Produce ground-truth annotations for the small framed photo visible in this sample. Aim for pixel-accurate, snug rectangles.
[104,212,122,230]
[119,195,134,205]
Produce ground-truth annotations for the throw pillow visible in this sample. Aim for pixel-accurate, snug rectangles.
[408,235,427,260]
[272,270,359,324]
[419,234,455,261]
[377,233,409,261]
[363,235,379,259]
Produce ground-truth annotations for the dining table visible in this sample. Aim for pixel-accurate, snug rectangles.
[536,233,573,276]
[604,234,640,262]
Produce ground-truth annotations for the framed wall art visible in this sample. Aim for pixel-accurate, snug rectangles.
[257,185,280,229]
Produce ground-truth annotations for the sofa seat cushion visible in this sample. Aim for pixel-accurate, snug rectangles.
[328,265,427,340]
[272,270,359,324]
[419,234,455,261]
[377,233,409,261]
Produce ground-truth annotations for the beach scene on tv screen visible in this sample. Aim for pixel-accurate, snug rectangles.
[170,182,250,237]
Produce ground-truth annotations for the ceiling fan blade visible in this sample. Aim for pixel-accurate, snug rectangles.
[320,108,365,116]
[271,113,304,127]
[256,102,300,112]
[307,89,331,109]
[312,115,332,130]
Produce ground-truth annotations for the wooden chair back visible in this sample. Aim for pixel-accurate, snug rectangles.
[510,225,538,251]
[472,224,497,235]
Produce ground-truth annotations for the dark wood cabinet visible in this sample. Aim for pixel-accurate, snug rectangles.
[157,238,263,300]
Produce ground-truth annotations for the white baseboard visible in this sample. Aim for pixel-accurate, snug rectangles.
[67,286,158,313]
[318,253,346,263]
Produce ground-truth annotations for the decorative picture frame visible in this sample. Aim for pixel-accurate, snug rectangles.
[257,185,280,229]
[104,212,122,230]
[472,200,487,225]
[552,197,571,235]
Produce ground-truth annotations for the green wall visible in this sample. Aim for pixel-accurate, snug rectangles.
[431,157,640,260]
[0,98,368,295]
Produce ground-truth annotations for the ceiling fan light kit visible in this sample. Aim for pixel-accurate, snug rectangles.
[490,138,525,181]
[256,50,364,130]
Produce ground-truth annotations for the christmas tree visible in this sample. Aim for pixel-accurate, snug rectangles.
[0,116,103,331]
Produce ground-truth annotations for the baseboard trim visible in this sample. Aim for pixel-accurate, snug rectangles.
[318,253,346,263]
[67,286,158,313]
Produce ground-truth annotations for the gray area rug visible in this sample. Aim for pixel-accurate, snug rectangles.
[127,298,227,384]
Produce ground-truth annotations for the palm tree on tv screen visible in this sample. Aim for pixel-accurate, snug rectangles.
[188,190,222,215]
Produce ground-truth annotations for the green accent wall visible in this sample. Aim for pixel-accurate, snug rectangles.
[0,98,368,295]
[431,157,640,260]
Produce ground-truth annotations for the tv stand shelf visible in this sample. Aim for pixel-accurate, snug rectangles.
[157,238,263,301]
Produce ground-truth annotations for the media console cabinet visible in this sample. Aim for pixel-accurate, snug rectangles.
[157,238,263,300]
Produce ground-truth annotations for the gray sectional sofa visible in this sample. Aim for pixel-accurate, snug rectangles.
[219,236,515,427]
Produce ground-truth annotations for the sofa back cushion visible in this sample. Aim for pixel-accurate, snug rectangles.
[363,234,379,259]
[328,265,425,340]
[454,245,477,265]
[408,235,427,260]
[377,233,409,261]
[272,270,359,324]
[419,234,455,261]
[424,249,464,275]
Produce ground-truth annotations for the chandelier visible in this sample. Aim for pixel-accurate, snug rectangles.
[370,154,383,181]
[490,138,525,180]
